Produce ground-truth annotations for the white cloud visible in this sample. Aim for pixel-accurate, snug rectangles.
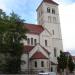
[59,3,75,52]
[0,1,7,11]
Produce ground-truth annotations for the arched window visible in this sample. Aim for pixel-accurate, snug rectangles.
[45,40,47,46]
[34,39,37,45]
[47,7,50,13]
[31,38,33,45]
[52,30,54,35]
[41,61,44,67]
[51,67,53,72]
[34,61,37,67]
[54,48,57,57]
[52,8,55,14]
[27,38,30,45]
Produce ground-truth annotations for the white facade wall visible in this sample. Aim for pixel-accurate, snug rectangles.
[23,33,39,46]
[30,59,49,72]
[39,30,52,53]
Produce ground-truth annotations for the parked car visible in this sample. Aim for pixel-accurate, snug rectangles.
[38,72,56,75]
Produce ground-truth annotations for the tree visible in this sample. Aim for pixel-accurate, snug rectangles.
[68,56,75,73]
[0,9,27,73]
[57,51,75,75]
[57,51,67,73]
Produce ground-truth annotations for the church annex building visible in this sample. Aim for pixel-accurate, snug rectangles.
[21,0,63,73]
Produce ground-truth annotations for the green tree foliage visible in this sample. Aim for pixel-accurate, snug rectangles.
[68,56,75,73]
[0,9,27,73]
[57,51,75,74]
[57,51,67,72]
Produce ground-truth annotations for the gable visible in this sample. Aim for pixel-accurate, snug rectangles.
[29,44,49,59]
[40,29,52,37]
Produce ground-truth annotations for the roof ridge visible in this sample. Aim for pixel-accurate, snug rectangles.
[43,0,58,5]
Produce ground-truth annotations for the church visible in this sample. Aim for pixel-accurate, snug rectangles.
[21,0,63,73]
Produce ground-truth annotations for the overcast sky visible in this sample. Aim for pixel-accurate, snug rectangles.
[0,0,75,55]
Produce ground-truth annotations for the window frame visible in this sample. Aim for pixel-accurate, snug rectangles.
[52,30,54,35]
[31,38,33,45]
[34,61,37,68]
[54,48,57,57]
[27,38,30,45]
[47,7,50,13]
[34,39,37,45]
[45,40,47,46]
[52,8,55,14]
[51,67,53,72]
[41,61,44,67]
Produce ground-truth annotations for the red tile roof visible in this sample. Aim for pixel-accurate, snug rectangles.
[43,0,58,5]
[24,23,44,35]
[23,45,34,53]
[31,51,48,59]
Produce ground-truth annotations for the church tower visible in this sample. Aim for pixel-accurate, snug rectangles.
[37,0,61,38]
[37,0,63,62]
